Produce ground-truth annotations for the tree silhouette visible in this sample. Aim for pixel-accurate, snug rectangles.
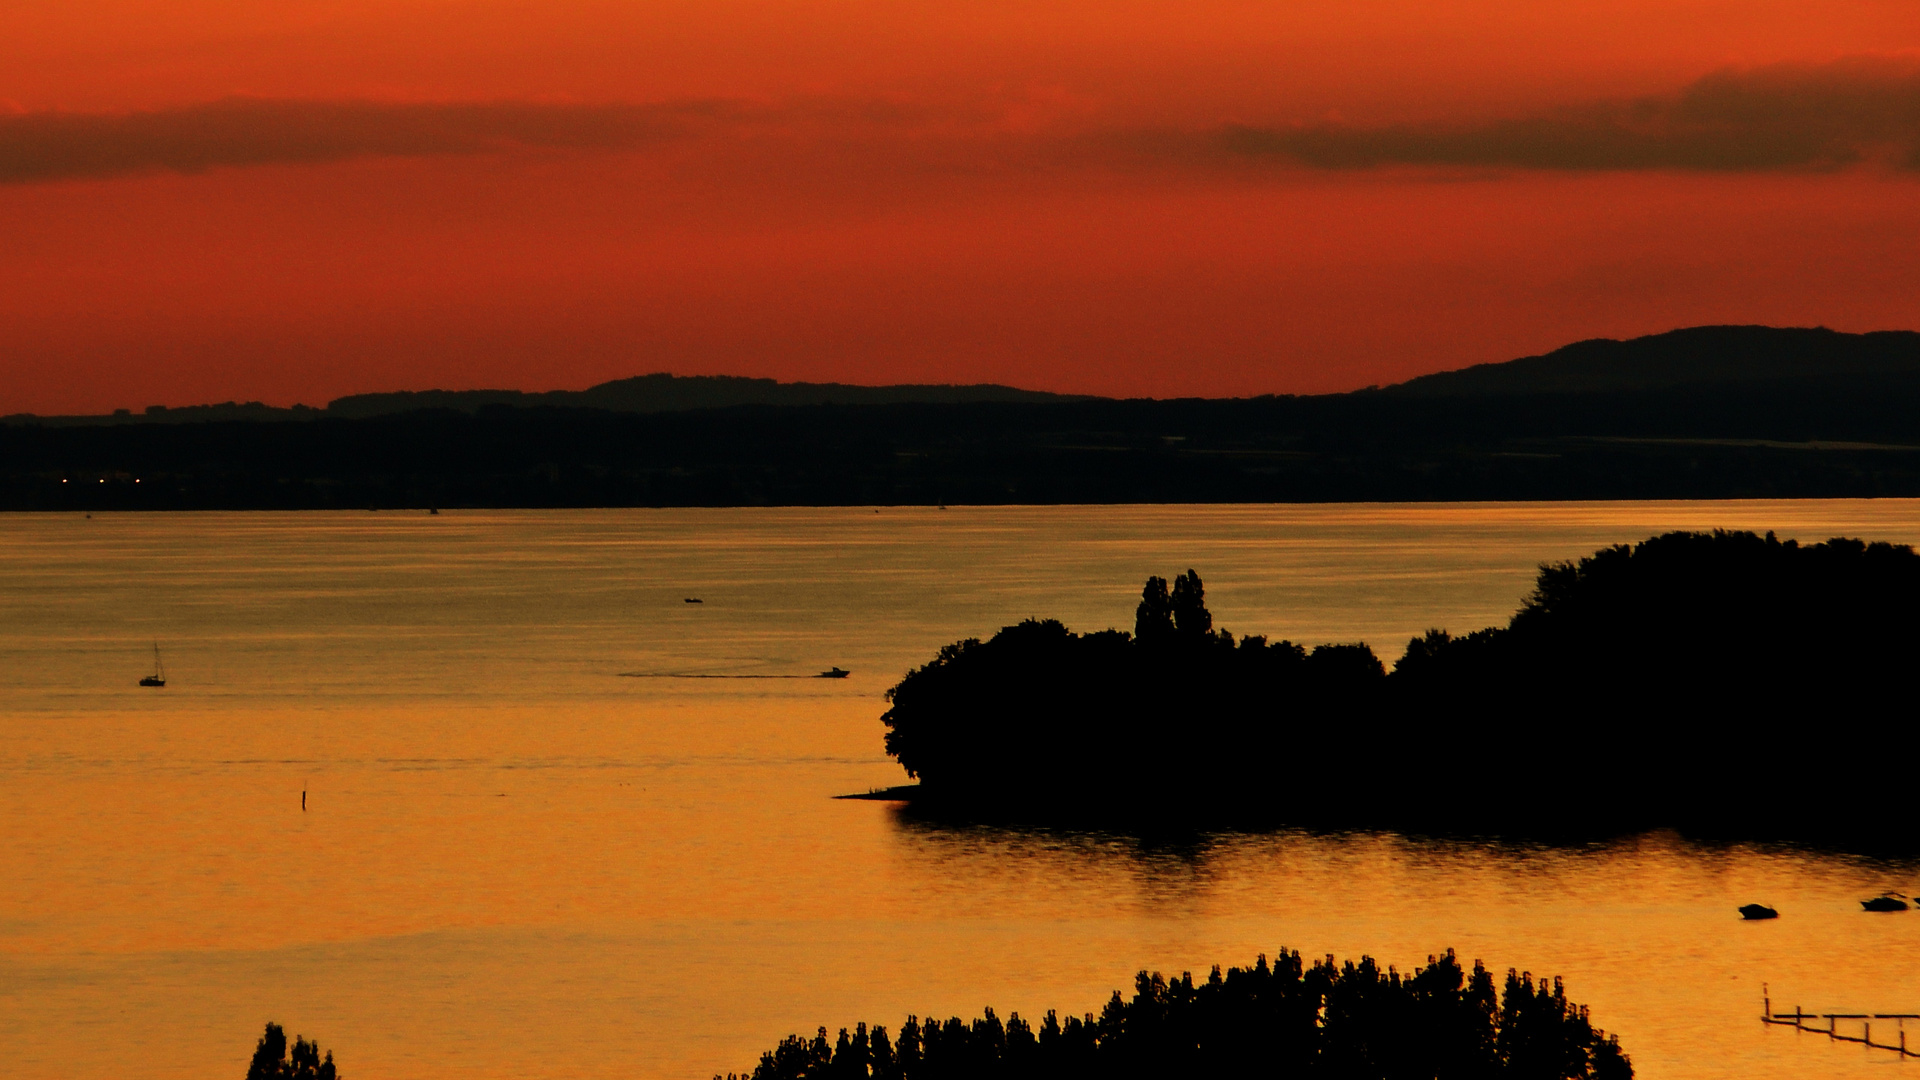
[1170,569,1211,639]
[720,950,1630,1080]
[878,535,1920,843]
[1134,576,1174,643]
[245,1022,339,1080]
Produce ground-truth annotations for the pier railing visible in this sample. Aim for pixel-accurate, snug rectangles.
[1763,986,1920,1057]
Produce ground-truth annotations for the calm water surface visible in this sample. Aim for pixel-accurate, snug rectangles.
[5,503,1920,1080]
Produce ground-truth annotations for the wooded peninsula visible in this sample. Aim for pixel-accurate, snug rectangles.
[880,529,1920,843]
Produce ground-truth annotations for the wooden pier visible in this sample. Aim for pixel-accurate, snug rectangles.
[1762,985,1920,1057]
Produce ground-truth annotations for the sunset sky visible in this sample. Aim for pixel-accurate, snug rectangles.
[6,1,1920,414]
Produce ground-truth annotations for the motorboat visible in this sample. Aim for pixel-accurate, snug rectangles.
[1738,903,1778,920]
[1862,894,1909,912]
[817,667,851,679]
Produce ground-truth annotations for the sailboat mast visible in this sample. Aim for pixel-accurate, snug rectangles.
[139,641,167,687]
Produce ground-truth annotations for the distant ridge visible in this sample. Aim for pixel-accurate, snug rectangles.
[23,323,1920,509]
[1386,325,1920,397]
[325,372,1093,418]
[21,326,1920,426]
[3,373,1092,426]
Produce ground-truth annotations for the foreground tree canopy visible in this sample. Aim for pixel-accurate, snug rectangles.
[245,1023,339,1080]
[881,531,1920,839]
[720,950,1630,1080]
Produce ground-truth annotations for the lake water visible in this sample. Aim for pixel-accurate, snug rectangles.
[5,502,1920,1080]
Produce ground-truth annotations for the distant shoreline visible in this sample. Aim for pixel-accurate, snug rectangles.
[14,327,1920,510]
[12,397,1920,510]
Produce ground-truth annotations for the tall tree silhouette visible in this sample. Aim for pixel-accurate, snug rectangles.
[1135,576,1174,643]
[1169,569,1212,639]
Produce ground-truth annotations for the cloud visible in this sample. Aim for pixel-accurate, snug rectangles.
[8,57,1920,186]
[1221,56,1920,171]
[0,92,1154,187]
[0,97,733,184]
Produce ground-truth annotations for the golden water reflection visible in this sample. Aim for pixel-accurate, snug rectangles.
[6,504,1920,1080]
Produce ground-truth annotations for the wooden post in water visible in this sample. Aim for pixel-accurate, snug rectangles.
[1764,1004,1920,1056]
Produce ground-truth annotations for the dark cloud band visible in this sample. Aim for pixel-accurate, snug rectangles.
[0,98,730,184]
[1223,56,1920,171]
[5,57,1920,185]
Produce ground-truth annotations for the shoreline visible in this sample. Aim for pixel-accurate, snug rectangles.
[833,785,922,801]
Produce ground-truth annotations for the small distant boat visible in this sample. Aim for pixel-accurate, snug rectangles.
[1739,903,1779,920]
[138,642,167,688]
[1862,894,1909,912]
[684,598,704,604]
[817,667,851,679]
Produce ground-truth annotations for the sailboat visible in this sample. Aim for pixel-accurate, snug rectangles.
[139,642,166,687]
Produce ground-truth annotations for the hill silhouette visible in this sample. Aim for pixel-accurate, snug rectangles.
[880,532,1920,844]
[3,373,1089,427]
[17,323,1917,425]
[1387,325,1920,397]
[324,373,1091,418]
[15,326,1920,507]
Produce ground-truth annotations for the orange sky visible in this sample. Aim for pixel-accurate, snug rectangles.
[5,1,1920,413]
